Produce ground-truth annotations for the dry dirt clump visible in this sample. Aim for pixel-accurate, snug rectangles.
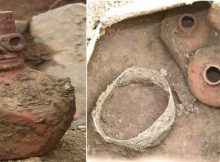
[0,68,74,110]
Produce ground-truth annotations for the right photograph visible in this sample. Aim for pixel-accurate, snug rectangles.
[87,0,220,162]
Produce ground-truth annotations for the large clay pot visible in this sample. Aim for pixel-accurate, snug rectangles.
[0,11,75,160]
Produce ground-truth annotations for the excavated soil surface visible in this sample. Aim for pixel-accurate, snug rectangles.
[41,129,86,162]
[100,82,168,140]
[2,129,86,162]
[88,2,220,162]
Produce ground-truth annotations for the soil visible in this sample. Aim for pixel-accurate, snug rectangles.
[88,2,220,162]
[0,0,86,161]
[100,82,168,140]
[41,129,86,162]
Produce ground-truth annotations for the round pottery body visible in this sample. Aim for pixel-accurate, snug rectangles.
[161,6,209,75]
[0,66,75,160]
[187,45,220,107]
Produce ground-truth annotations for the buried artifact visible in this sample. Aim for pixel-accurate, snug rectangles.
[92,67,175,150]
[0,11,75,160]
[161,2,220,108]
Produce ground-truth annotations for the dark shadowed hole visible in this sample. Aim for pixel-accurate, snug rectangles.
[206,66,220,83]
[181,15,195,28]
[0,48,5,54]
[10,37,23,47]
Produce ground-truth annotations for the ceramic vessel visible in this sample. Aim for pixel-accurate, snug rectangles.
[0,11,75,160]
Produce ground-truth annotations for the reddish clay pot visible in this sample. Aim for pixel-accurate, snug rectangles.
[187,44,220,108]
[161,5,220,108]
[0,11,75,160]
[161,6,209,75]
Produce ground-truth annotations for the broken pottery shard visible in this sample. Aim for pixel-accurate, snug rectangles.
[0,11,75,160]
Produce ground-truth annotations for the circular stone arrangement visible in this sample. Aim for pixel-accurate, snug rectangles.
[92,67,176,150]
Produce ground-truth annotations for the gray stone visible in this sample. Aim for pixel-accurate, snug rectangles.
[30,4,86,119]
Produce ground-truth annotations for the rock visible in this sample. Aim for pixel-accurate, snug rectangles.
[15,20,29,34]
[30,4,86,119]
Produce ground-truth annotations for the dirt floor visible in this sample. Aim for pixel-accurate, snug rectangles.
[88,2,220,162]
[0,1,86,161]
[2,129,86,162]
[101,82,168,140]
[40,129,86,162]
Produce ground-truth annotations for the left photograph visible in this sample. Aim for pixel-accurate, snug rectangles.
[0,1,86,162]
